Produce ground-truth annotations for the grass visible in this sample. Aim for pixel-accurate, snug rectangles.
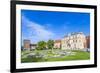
[21,57,45,63]
[21,49,90,63]
[46,51,90,61]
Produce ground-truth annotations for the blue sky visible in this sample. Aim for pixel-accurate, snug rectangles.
[21,9,90,44]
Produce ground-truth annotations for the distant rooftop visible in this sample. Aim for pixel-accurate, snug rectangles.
[30,44,37,46]
[54,40,61,43]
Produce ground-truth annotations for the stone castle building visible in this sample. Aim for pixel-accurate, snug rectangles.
[86,36,90,48]
[23,40,30,50]
[61,32,86,50]
[54,40,61,49]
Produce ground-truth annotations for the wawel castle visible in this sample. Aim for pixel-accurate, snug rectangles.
[23,32,90,50]
[61,32,89,50]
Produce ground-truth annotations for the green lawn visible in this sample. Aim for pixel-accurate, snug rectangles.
[21,49,90,63]
[46,51,90,61]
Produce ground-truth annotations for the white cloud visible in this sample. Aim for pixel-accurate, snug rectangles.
[22,15,56,44]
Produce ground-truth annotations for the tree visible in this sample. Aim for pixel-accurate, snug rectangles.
[47,40,54,49]
[37,41,46,50]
